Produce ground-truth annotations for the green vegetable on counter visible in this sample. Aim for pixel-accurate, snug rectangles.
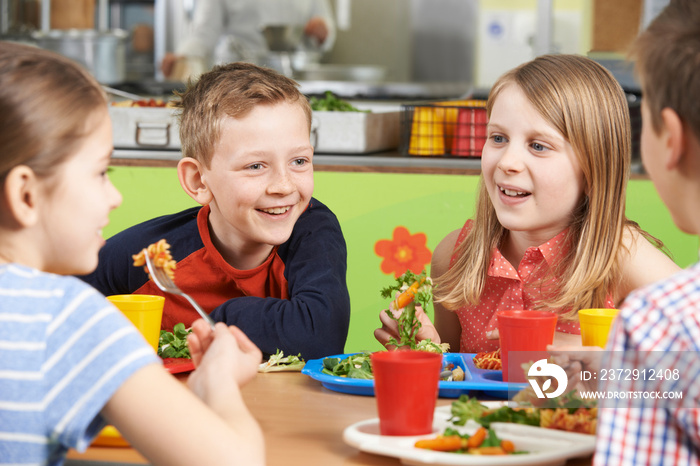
[309,91,369,112]
[158,323,192,359]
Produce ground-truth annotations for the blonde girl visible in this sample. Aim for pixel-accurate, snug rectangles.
[0,42,263,465]
[376,54,679,353]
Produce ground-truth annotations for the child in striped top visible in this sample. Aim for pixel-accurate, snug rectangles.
[0,42,264,465]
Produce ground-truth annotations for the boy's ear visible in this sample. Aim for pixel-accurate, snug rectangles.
[177,157,213,205]
[2,165,40,227]
[661,108,685,170]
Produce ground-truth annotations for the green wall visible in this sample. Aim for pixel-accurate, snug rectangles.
[106,166,698,354]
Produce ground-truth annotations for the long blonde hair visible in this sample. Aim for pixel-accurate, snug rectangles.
[435,54,641,320]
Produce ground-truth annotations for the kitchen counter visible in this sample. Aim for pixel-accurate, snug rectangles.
[112,149,647,178]
[108,88,646,177]
[112,149,482,175]
[107,79,472,101]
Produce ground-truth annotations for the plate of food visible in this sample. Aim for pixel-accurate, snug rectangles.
[157,321,195,374]
[301,351,526,398]
[303,271,525,398]
[162,357,195,374]
[91,425,130,448]
[342,398,597,465]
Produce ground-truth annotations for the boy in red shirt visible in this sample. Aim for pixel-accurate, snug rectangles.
[83,62,349,360]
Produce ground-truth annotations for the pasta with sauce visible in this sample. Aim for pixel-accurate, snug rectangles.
[473,348,502,370]
[539,407,597,435]
[132,239,176,280]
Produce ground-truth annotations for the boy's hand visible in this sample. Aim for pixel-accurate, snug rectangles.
[373,304,440,350]
[547,344,603,393]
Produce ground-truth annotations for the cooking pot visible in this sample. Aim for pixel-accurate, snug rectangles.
[32,29,128,85]
[295,64,386,82]
[261,25,304,52]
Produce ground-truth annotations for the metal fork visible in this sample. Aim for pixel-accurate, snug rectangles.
[143,250,217,330]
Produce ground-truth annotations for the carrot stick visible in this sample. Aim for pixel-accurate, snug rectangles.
[392,277,426,309]
[500,439,516,453]
[414,436,464,452]
[468,446,508,455]
[466,427,488,448]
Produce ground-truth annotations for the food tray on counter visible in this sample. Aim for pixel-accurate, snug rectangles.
[302,353,526,398]
[109,104,399,155]
[109,106,181,150]
[312,109,400,154]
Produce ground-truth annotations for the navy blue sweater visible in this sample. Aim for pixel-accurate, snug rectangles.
[81,198,350,360]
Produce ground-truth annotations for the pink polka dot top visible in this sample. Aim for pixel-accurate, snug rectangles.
[449,220,614,353]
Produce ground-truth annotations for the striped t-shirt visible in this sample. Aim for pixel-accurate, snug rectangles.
[0,264,160,465]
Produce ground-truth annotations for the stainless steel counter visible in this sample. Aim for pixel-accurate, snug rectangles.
[107,79,472,102]
[111,149,646,178]
[298,80,472,101]
[111,149,483,174]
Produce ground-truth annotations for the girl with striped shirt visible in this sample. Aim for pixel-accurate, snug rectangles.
[0,42,264,466]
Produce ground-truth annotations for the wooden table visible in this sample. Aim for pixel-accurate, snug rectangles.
[66,371,594,465]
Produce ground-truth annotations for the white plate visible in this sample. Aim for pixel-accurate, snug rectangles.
[343,405,595,466]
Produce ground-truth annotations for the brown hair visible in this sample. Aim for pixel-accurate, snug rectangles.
[174,62,312,167]
[0,42,107,184]
[435,54,644,320]
[630,0,700,141]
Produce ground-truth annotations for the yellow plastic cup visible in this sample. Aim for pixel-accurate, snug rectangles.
[578,308,619,348]
[107,294,165,352]
[434,102,460,152]
[408,106,445,156]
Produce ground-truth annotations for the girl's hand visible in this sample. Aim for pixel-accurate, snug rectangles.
[373,304,441,349]
[486,330,581,343]
[187,319,215,368]
[187,321,261,389]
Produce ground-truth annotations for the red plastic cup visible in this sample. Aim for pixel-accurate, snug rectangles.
[371,350,442,436]
[496,310,557,383]
[452,106,487,157]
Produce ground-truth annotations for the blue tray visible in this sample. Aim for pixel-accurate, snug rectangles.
[301,353,527,398]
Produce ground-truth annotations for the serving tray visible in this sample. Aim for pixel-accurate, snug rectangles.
[109,106,181,150]
[312,110,400,154]
[302,353,526,398]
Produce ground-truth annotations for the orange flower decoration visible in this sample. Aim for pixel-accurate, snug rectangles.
[374,226,432,277]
